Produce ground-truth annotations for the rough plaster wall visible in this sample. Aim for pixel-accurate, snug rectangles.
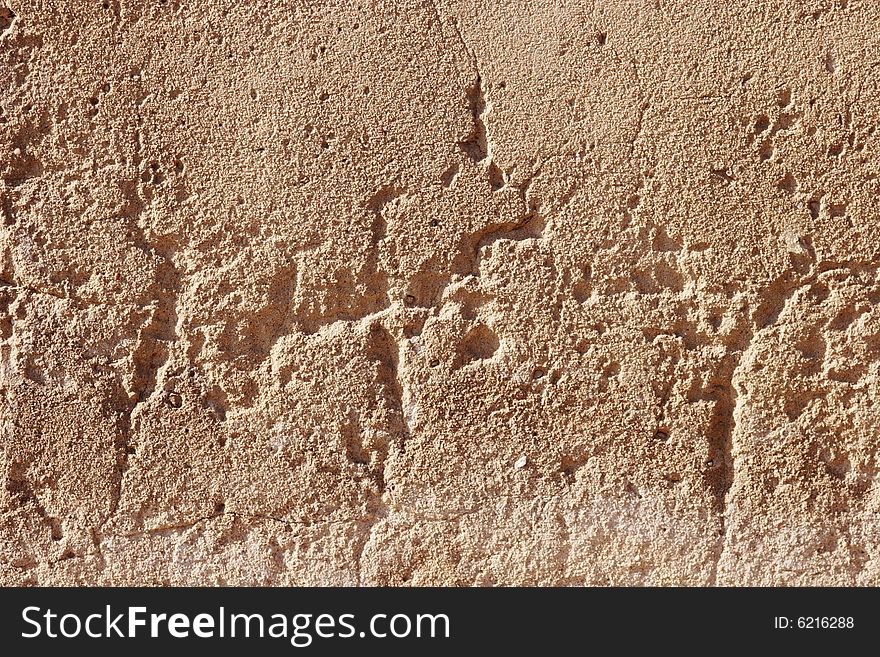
[1,0,879,586]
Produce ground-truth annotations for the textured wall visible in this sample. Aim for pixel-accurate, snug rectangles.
[1,0,879,585]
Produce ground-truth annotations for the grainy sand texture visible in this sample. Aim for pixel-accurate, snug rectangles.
[1,0,879,586]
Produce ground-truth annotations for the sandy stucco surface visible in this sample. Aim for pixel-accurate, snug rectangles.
[1,0,879,586]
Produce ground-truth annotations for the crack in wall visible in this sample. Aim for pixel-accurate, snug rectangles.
[109,239,181,525]
[712,254,880,584]
[354,322,407,585]
[711,268,807,584]
[459,75,492,164]
[104,71,183,528]
[427,1,509,193]
[465,162,547,278]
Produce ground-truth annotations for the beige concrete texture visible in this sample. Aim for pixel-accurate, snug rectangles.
[1,0,879,585]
